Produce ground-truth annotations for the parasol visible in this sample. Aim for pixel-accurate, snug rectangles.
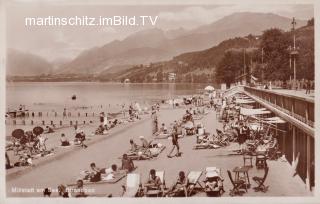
[12,129,24,139]
[204,86,215,91]
[33,126,44,136]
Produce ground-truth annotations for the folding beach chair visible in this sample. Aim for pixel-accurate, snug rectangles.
[204,167,225,196]
[252,166,269,192]
[145,171,166,197]
[227,170,245,196]
[122,173,142,197]
[187,171,203,196]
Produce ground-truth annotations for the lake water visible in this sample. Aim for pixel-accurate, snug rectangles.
[6,82,216,113]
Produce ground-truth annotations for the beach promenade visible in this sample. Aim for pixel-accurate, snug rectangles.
[6,106,311,197]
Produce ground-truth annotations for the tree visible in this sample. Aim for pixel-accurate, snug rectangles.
[216,51,249,87]
[156,70,163,82]
[260,28,291,81]
[307,18,314,26]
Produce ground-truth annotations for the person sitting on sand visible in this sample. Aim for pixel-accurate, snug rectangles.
[169,171,189,197]
[75,130,87,148]
[60,133,70,146]
[129,139,138,152]
[121,154,135,172]
[45,126,54,133]
[139,136,149,149]
[88,163,101,182]
[104,164,118,175]
[58,185,69,198]
[95,125,104,135]
[144,169,162,193]
[159,123,168,134]
[71,179,87,197]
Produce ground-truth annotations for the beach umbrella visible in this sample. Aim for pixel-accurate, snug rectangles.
[204,86,215,91]
[12,129,24,139]
[33,126,44,136]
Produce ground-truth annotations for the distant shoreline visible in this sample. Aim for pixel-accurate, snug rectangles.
[6,80,217,85]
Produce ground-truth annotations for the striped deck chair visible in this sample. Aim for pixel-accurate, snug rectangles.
[187,171,203,196]
[122,173,142,197]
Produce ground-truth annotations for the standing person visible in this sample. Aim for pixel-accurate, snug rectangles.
[167,121,181,158]
[99,112,105,125]
[63,108,67,118]
[151,107,158,135]
[121,104,126,118]
[237,123,246,153]
[129,105,133,118]
[306,80,311,94]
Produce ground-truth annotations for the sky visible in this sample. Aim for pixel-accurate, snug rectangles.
[5,2,314,61]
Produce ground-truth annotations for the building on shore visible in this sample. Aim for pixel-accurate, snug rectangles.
[168,72,176,82]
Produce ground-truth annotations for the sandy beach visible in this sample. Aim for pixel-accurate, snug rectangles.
[6,106,311,197]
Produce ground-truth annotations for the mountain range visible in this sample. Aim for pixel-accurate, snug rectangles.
[7,12,307,76]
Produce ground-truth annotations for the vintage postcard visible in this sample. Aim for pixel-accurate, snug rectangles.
[1,0,319,204]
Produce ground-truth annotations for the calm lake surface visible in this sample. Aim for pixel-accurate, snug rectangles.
[6,82,217,112]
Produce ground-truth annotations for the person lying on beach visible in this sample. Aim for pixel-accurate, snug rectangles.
[60,133,70,146]
[168,171,188,197]
[144,169,162,193]
[14,154,32,167]
[121,154,135,172]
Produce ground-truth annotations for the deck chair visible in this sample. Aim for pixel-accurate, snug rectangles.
[204,167,225,196]
[145,171,166,197]
[122,173,142,197]
[227,170,245,196]
[252,167,269,192]
[187,171,203,196]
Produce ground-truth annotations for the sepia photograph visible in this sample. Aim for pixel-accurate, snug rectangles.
[1,0,319,203]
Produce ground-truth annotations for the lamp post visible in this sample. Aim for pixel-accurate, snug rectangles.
[289,17,299,90]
